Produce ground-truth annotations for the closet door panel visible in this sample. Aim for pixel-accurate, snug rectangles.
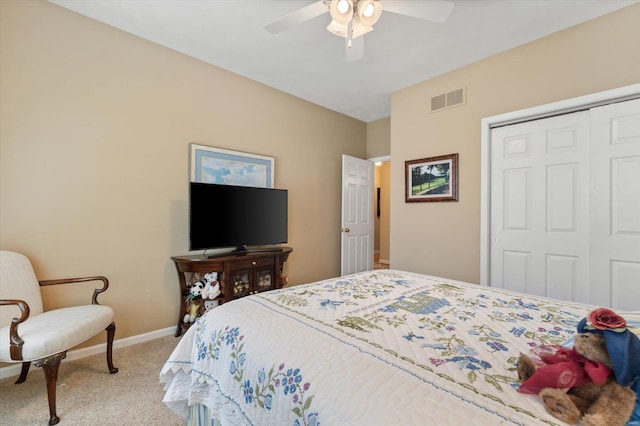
[590,98,640,310]
[490,112,590,300]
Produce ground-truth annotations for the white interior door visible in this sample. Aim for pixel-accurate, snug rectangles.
[341,155,373,276]
[589,99,640,310]
[490,111,591,302]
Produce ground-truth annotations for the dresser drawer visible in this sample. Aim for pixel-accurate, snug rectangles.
[231,257,274,270]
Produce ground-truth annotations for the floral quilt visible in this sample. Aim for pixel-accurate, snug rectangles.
[161,270,601,425]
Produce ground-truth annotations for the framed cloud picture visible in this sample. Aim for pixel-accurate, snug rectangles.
[405,153,458,202]
[190,144,274,188]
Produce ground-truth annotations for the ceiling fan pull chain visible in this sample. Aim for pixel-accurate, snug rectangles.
[347,20,353,48]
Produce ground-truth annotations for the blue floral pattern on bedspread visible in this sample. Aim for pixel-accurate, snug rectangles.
[193,323,318,426]
[161,270,600,425]
[259,270,591,424]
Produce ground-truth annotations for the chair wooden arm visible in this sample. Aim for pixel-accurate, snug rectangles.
[0,299,31,360]
[39,276,110,305]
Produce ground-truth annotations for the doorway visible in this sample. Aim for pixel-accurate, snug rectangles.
[373,157,391,269]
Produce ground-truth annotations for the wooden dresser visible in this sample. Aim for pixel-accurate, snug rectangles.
[171,247,292,336]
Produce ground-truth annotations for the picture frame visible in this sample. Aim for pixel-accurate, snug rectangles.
[405,153,458,202]
[190,144,274,188]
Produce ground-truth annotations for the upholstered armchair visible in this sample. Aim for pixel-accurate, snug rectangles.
[0,251,118,425]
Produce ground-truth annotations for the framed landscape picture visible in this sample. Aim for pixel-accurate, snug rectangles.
[405,153,458,202]
[190,144,274,188]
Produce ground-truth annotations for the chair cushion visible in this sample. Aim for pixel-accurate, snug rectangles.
[0,304,114,362]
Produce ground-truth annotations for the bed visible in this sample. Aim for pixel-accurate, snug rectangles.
[160,269,636,425]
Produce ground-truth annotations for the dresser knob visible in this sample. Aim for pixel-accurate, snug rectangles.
[251,261,256,265]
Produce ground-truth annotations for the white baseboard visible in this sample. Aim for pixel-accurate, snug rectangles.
[0,326,175,380]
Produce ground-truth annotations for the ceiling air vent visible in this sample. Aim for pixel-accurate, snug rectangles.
[429,87,466,113]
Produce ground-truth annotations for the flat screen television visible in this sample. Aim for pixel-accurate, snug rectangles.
[189,182,288,252]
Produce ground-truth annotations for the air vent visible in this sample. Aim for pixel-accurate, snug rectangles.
[429,87,466,113]
[430,94,446,111]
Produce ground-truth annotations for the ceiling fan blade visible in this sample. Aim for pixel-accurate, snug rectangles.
[382,0,454,23]
[264,1,329,34]
[346,36,364,62]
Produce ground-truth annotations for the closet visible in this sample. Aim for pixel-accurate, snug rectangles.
[488,98,640,310]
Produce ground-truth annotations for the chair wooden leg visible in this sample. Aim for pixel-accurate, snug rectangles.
[15,361,31,384]
[33,352,66,426]
[105,322,118,374]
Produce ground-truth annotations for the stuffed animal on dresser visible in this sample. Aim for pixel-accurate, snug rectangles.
[183,279,205,323]
[201,272,220,300]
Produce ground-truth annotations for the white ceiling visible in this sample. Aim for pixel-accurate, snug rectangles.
[50,0,637,123]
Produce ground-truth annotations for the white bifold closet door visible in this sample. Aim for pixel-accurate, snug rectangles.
[589,100,640,310]
[490,98,640,310]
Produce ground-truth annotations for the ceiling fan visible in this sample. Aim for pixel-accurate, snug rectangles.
[264,0,454,60]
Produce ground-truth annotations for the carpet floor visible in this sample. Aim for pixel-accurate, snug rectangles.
[0,335,184,425]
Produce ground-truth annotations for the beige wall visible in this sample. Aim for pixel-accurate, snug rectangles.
[390,4,640,283]
[0,0,366,346]
[366,117,390,159]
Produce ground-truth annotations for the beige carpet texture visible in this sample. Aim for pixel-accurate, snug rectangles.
[0,335,184,425]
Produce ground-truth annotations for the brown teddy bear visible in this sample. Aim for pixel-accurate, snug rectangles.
[516,308,640,426]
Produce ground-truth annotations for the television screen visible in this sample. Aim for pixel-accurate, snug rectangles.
[189,182,288,251]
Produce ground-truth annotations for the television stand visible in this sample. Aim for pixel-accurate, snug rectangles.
[170,247,292,337]
[233,246,285,254]
[232,245,251,253]
[200,246,284,259]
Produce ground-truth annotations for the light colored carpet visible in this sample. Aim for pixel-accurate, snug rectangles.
[0,335,184,425]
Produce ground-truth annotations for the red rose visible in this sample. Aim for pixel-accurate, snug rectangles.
[588,308,626,330]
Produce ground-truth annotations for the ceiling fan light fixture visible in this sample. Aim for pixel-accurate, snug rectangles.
[337,0,350,14]
[351,15,374,38]
[357,0,382,27]
[327,16,372,40]
[326,19,349,38]
[329,0,354,25]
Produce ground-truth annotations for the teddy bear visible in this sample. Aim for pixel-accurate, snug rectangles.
[516,308,640,426]
[183,280,205,323]
[188,280,205,298]
[183,302,200,323]
[201,272,221,300]
[204,300,219,312]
